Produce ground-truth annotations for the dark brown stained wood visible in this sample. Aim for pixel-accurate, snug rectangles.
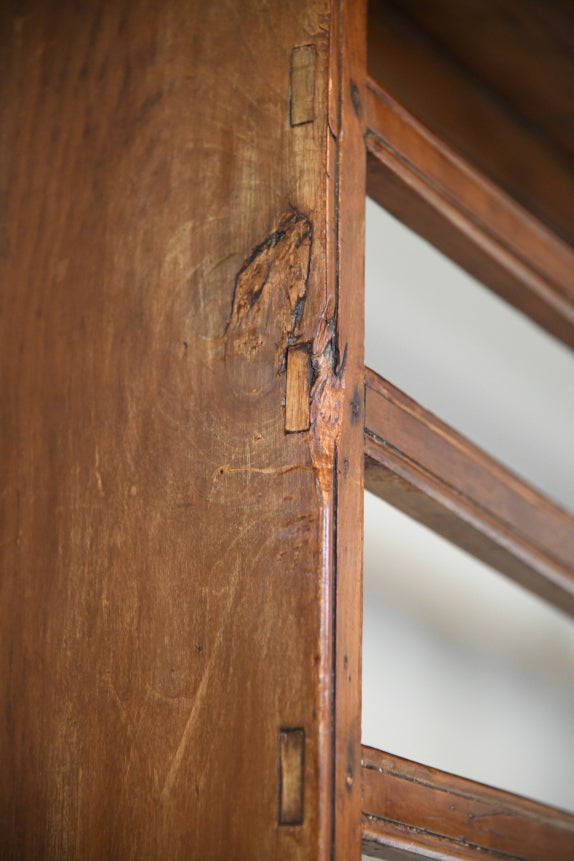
[364,368,574,617]
[387,0,574,166]
[366,79,574,349]
[367,0,574,248]
[0,1,366,858]
[361,746,574,861]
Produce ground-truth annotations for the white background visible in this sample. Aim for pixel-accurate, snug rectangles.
[362,198,574,816]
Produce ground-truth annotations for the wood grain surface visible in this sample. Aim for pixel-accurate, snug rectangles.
[364,368,574,617]
[0,1,366,857]
[361,746,574,861]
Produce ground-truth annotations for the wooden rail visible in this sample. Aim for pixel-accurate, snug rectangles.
[365,76,574,350]
[361,746,574,861]
[364,367,574,617]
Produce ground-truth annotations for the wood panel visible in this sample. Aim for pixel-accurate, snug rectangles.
[364,368,574,617]
[366,78,574,349]
[0,1,365,857]
[367,0,574,248]
[361,746,574,861]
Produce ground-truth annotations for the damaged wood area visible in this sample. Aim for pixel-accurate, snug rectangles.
[224,209,347,471]
[225,211,312,374]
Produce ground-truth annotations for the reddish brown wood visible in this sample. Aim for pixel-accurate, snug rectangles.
[0,1,366,857]
[364,367,574,617]
[366,78,574,348]
[367,0,574,248]
[361,746,574,861]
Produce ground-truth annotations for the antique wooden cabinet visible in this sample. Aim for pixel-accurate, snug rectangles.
[1,1,573,858]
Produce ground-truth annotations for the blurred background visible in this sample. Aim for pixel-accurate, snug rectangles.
[361,198,574,815]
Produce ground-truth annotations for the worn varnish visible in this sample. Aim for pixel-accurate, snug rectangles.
[364,368,574,617]
[0,1,366,858]
[361,746,574,861]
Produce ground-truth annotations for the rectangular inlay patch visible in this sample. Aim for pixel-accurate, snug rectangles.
[285,343,311,432]
[290,45,316,126]
[278,728,305,825]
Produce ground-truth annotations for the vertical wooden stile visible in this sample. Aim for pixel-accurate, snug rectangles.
[325,1,368,858]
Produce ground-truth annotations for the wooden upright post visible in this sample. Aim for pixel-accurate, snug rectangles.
[0,2,365,857]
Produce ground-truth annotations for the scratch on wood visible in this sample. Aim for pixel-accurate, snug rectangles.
[94,445,104,496]
[209,463,313,500]
[214,464,309,478]
[106,675,135,737]
[159,521,275,803]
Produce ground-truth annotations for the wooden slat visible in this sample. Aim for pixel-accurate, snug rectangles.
[364,367,574,617]
[361,746,574,861]
[366,77,574,349]
[367,0,574,250]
